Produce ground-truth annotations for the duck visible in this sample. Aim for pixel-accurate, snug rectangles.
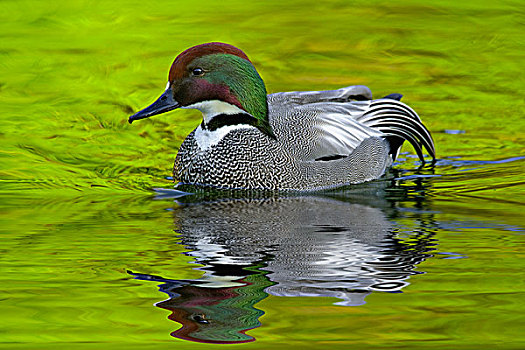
[128,42,435,191]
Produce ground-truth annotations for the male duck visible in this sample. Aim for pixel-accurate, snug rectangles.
[129,42,435,191]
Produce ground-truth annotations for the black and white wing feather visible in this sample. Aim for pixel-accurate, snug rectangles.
[355,99,436,163]
[269,86,435,164]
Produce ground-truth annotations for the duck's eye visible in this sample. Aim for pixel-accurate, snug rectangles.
[192,68,205,76]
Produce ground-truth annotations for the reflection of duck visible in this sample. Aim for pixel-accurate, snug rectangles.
[128,42,435,190]
[131,190,437,344]
[131,264,273,344]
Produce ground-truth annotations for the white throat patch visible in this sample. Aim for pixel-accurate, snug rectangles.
[183,100,246,124]
[185,100,256,151]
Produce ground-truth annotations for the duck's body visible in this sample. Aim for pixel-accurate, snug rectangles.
[129,43,435,191]
[175,90,403,191]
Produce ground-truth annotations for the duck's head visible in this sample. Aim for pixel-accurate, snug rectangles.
[129,42,274,138]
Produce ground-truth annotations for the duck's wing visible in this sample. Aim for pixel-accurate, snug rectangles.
[268,85,373,104]
[354,99,436,163]
[269,90,435,164]
[270,100,382,162]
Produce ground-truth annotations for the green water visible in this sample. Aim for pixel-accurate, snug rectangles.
[1,0,524,349]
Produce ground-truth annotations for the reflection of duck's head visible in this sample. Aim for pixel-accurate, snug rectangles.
[143,268,272,344]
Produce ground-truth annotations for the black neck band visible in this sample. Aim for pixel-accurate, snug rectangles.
[202,113,259,132]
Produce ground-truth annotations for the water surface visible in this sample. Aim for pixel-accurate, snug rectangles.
[1,0,524,349]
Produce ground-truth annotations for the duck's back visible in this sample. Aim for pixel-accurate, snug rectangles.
[268,92,391,190]
[267,86,384,163]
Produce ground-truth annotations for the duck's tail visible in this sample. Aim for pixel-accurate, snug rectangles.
[357,96,436,164]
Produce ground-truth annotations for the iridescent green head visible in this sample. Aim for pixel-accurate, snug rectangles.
[129,42,274,138]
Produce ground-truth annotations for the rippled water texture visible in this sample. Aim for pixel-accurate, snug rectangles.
[1,0,524,349]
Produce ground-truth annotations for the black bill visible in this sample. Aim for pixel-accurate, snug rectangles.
[128,87,180,124]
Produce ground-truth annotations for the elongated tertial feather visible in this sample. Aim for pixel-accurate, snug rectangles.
[357,99,436,163]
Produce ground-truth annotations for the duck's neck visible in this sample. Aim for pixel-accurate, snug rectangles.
[184,99,275,139]
[184,99,262,134]
[183,100,246,125]
[188,101,258,151]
